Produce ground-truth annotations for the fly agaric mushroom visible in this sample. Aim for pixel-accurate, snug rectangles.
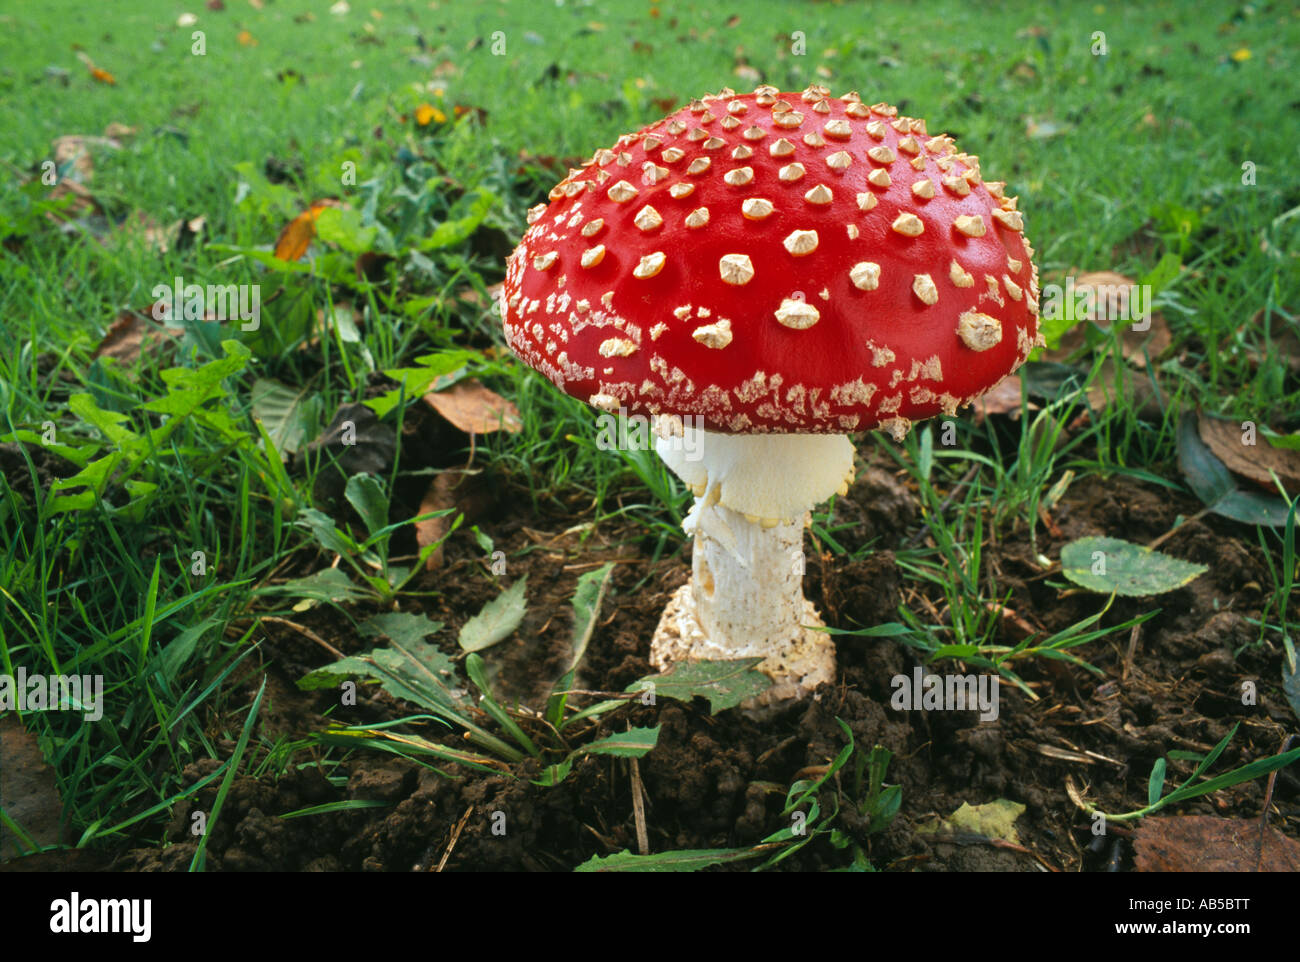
[500,85,1041,710]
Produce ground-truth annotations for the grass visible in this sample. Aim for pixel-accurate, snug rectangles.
[1,0,1298,862]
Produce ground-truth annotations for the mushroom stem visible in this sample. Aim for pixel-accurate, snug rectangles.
[650,428,847,710]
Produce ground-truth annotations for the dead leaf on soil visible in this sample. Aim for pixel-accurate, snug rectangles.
[917,799,1026,845]
[45,178,102,224]
[1241,307,1300,375]
[1197,413,1300,498]
[111,210,175,253]
[51,134,121,183]
[1046,270,1172,367]
[1134,815,1300,872]
[423,379,521,435]
[414,469,493,570]
[972,374,1037,424]
[1085,357,1163,418]
[0,715,65,858]
[91,308,184,364]
[273,199,341,261]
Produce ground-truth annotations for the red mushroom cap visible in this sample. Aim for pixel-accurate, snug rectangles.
[501,85,1042,437]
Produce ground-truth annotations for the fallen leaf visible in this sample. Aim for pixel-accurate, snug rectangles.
[51,134,121,183]
[459,576,529,652]
[1198,413,1300,498]
[0,716,65,858]
[273,199,340,261]
[423,379,521,435]
[918,799,1026,844]
[972,374,1037,424]
[1241,308,1300,374]
[92,308,184,364]
[89,66,116,85]
[112,210,174,253]
[1046,270,1172,366]
[415,471,459,570]
[1135,815,1300,871]
[1085,357,1163,418]
[44,178,101,224]
[1060,536,1207,596]
[237,29,256,45]
[1177,411,1293,527]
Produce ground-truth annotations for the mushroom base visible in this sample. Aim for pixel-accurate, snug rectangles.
[648,502,835,715]
[650,583,835,716]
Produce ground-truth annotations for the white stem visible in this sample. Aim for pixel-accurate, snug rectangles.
[684,500,807,656]
[649,428,848,708]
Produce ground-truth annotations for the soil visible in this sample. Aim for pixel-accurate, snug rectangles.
[9,434,1299,873]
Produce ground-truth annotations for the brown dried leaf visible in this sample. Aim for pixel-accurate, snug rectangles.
[112,210,174,253]
[273,199,340,262]
[415,471,459,570]
[92,308,183,364]
[1134,815,1300,872]
[0,716,65,858]
[1045,270,1171,366]
[423,379,521,435]
[1085,358,1163,418]
[1198,413,1300,498]
[972,374,1037,425]
[52,134,121,184]
[1241,308,1300,374]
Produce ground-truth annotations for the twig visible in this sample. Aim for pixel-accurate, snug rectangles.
[434,805,474,873]
[630,757,649,856]
[1146,507,1211,551]
[1256,733,1299,870]
[257,615,345,660]
[1122,622,1142,681]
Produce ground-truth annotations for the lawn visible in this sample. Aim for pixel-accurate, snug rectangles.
[1,0,1298,874]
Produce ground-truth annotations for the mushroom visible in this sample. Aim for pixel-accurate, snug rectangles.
[500,86,1042,711]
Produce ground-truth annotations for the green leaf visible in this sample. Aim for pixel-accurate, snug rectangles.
[531,759,573,787]
[574,847,760,873]
[364,351,477,419]
[577,726,660,759]
[628,658,772,715]
[1148,757,1167,807]
[263,567,367,605]
[568,563,614,670]
[1139,252,1182,298]
[250,378,312,456]
[299,624,465,715]
[296,508,359,556]
[1283,636,1300,726]
[458,576,528,652]
[344,473,389,539]
[359,612,445,648]
[315,205,378,253]
[419,187,496,251]
[548,562,615,726]
[917,799,1026,844]
[1060,536,1207,597]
